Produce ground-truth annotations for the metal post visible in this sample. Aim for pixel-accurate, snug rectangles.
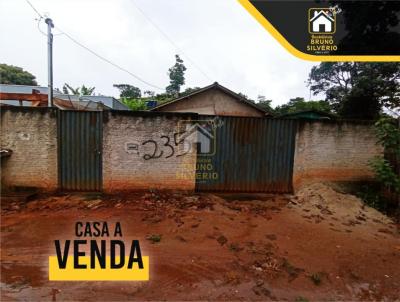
[45,18,54,107]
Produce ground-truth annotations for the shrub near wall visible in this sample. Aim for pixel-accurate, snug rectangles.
[293,120,383,190]
[0,107,58,191]
[102,111,198,192]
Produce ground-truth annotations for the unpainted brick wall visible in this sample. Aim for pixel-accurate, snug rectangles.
[293,121,383,189]
[102,112,197,192]
[1,109,384,193]
[0,108,58,190]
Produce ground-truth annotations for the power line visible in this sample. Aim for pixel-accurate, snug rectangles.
[24,0,164,91]
[130,0,213,82]
[55,28,164,90]
[37,17,46,36]
[26,0,63,36]
[25,0,43,18]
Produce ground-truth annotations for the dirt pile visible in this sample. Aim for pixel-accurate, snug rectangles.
[292,183,393,226]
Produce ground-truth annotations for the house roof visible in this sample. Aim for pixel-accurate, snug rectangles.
[310,10,334,23]
[0,84,130,110]
[151,82,271,115]
[53,98,110,111]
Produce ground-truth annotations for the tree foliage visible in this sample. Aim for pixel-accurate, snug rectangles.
[144,90,155,97]
[62,83,95,96]
[121,98,147,111]
[374,117,400,157]
[369,117,400,199]
[274,97,332,116]
[166,55,186,96]
[180,87,201,97]
[256,95,274,113]
[369,157,400,194]
[330,1,400,54]
[308,62,400,119]
[239,92,255,103]
[113,84,141,99]
[0,64,37,85]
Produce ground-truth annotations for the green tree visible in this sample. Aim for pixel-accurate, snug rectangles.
[330,1,400,54]
[144,90,155,97]
[113,84,141,98]
[0,64,37,85]
[308,62,400,119]
[374,117,400,157]
[369,117,400,216]
[62,83,95,96]
[166,55,186,96]
[256,95,274,113]
[121,98,147,111]
[238,92,253,102]
[153,92,173,105]
[274,97,332,116]
[180,87,201,97]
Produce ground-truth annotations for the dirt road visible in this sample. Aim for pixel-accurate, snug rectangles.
[1,184,399,301]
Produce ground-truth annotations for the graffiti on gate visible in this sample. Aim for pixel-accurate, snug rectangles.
[125,132,190,160]
[124,117,223,161]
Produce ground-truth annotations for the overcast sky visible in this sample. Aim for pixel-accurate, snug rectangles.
[0,0,319,106]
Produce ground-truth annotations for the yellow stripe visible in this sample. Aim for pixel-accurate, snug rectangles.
[49,256,149,281]
[238,0,400,62]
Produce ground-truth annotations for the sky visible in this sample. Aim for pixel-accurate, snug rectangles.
[0,0,319,107]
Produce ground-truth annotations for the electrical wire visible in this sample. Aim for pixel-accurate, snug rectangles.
[25,0,43,18]
[130,0,213,82]
[36,17,46,36]
[37,17,64,36]
[55,27,164,90]
[24,0,164,91]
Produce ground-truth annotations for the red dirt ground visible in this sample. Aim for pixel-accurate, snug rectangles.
[1,184,399,301]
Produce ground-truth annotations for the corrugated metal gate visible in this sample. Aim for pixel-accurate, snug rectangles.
[195,117,297,193]
[58,111,102,191]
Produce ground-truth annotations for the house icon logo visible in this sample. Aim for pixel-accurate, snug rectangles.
[177,121,216,156]
[308,8,336,34]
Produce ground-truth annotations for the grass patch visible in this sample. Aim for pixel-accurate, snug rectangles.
[281,258,304,281]
[147,234,162,243]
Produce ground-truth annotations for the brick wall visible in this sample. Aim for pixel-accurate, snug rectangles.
[1,108,383,193]
[293,120,383,189]
[102,111,198,192]
[0,107,58,191]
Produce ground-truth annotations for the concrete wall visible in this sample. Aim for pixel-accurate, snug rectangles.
[102,111,198,192]
[0,107,58,191]
[293,120,382,189]
[156,89,265,117]
[0,107,383,193]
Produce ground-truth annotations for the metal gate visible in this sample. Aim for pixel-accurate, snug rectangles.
[195,117,297,193]
[58,110,103,191]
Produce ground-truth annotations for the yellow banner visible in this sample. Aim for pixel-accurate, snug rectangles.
[49,256,149,281]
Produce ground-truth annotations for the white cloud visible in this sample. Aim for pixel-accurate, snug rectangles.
[0,0,319,105]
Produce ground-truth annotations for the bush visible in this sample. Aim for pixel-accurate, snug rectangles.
[121,98,147,111]
[356,184,390,213]
[369,157,400,193]
[366,117,400,219]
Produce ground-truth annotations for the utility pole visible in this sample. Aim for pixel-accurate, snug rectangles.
[45,17,54,107]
